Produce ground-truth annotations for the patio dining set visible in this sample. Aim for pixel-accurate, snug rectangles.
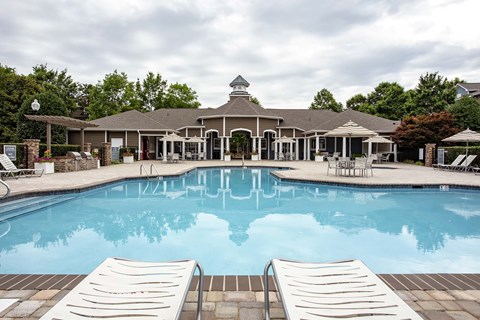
[327,156,374,177]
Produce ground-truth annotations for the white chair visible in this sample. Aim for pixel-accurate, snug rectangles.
[172,153,180,163]
[433,154,466,171]
[278,152,285,161]
[264,259,422,320]
[0,154,43,179]
[353,157,367,177]
[185,151,192,160]
[40,257,204,320]
[198,152,205,160]
[326,157,339,176]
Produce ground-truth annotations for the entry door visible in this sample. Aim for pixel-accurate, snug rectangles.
[111,138,123,161]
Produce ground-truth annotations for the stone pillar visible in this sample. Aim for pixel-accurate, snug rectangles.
[24,139,40,169]
[102,142,112,166]
[425,143,436,167]
[84,142,92,153]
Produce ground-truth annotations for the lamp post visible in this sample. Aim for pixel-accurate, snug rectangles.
[31,99,40,111]
[30,98,51,151]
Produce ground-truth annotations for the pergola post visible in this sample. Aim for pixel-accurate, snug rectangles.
[46,123,52,151]
[81,128,85,151]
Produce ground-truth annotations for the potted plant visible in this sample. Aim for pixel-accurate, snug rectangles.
[123,148,134,164]
[251,149,259,161]
[34,149,55,174]
[92,149,101,168]
[224,150,231,161]
[314,151,324,162]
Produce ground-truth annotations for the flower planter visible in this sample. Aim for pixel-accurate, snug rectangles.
[35,162,54,174]
[251,154,259,161]
[224,154,231,161]
[315,155,324,162]
[123,155,134,164]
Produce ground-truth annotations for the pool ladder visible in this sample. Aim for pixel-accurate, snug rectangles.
[0,179,10,199]
[139,164,161,181]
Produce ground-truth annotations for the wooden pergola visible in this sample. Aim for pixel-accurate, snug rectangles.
[25,115,99,151]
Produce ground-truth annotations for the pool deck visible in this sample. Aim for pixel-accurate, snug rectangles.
[1,160,480,319]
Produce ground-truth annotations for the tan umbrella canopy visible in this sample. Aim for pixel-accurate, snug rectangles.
[159,133,185,142]
[274,135,295,143]
[325,120,377,156]
[362,135,393,154]
[442,128,480,157]
[186,136,205,143]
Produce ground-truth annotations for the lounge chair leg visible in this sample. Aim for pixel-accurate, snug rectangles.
[195,262,204,320]
[264,260,273,320]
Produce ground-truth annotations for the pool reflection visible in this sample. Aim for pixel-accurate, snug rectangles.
[1,168,480,273]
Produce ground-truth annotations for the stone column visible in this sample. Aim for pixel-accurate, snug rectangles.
[84,142,92,153]
[102,142,112,166]
[425,143,436,167]
[24,139,40,169]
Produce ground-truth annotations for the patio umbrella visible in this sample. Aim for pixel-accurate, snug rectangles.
[273,136,295,143]
[325,120,377,157]
[186,136,205,155]
[362,135,393,153]
[442,128,480,157]
[160,133,185,155]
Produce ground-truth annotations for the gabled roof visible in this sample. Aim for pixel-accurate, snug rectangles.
[306,109,400,134]
[148,108,206,129]
[458,83,480,92]
[273,109,337,131]
[90,110,170,130]
[199,97,282,119]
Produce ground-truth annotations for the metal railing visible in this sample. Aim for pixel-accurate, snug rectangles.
[0,179,11,198]
[139,164,150,180]
[150,164,161,180]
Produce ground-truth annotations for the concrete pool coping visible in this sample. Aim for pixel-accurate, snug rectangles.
[1,160,480,319]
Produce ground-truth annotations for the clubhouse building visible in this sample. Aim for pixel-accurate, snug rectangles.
[68,76,400,161]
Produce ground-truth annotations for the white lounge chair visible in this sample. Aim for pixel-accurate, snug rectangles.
[0,154,43,179]
[264,259,422,320]
[433,154,465,170]
[451,154,477,171]
[40,257,204,320]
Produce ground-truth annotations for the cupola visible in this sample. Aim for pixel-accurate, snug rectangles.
[229,75,251,100]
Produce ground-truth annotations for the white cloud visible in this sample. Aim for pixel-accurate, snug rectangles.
[0,0,479,109]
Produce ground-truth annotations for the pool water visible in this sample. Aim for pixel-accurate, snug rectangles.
[0,168,479,275]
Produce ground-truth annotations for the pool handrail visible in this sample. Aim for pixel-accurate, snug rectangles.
[0,179,10,198]
[139,164,150,180]
[150,164,161,179]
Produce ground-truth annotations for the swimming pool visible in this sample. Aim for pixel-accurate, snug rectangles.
[0,168,479,275]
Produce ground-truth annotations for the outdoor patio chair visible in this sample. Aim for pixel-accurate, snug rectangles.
[451,155,477,171]
[332,152,340,159]
[353,157,368,177]
[185,151,192,160]
[198,152,205,160]
[433,154,465,170]
[278,152,285,161]
[40,257,204,320]
[264,259,422,320]
[0,154,43,179]
[381,153,391,162]
[172,153,180,163]
[366,156,374,177]
[326,157,338,176]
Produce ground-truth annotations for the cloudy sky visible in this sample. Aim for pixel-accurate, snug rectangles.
[1,0,479,109]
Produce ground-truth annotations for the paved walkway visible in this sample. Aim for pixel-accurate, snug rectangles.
[1,160,480,319]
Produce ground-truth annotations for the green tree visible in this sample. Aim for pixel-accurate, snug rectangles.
[448,96,480,131]
[231,133,248,154]
[391,112,458,148]
[309,88,343,112]
[135,72,168,111]
[0,64,42,142]
[250,96,261,106]
[29,64,79,114]
[164,83,201,109]
[367,82,406,120]
[405,72,458,116]
[346,93,367,110]
[87,70,141,119]
[16,91,69,144]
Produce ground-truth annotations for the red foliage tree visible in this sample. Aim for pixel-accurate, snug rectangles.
[391,112,459,148]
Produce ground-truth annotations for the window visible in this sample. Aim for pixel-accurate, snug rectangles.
[311,138,326,150]
[214,138,221,150]
[261,139,267,149]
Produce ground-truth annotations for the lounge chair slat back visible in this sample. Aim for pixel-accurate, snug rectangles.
[265,259,421,320]
[40,257,203,320]
[0,154,17,171]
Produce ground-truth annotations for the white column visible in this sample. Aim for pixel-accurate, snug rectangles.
[258,138,262,160]
[303,138,307,160]
[289,142,293,156]
[342,137,347,157]
[203,142,207,160]
[163,140,167,162]
[226,137,230,151]
[252,137,256,151]
[295,139,299,160]
[197,142,201,156]
[280,142,283,156]
[170,141,174,156]
[274,141,278,160]
[307,139,311,160]
[315,136,320,153]
[182,141,185,159]
[368,142,372,157]
[393,144,398,162]
[220,138,224,160]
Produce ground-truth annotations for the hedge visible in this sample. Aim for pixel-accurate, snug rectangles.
[441,146,480,167]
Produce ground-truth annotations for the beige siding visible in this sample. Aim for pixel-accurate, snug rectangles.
[225,118,257,136]
[279,128,293,137]
[186,128,201,137]
[178,129,187,137]
[204,118,223,134]
[259,119,277,135]
[108,131,124,140]
[127,131,139,146]
[69,131,106,148]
